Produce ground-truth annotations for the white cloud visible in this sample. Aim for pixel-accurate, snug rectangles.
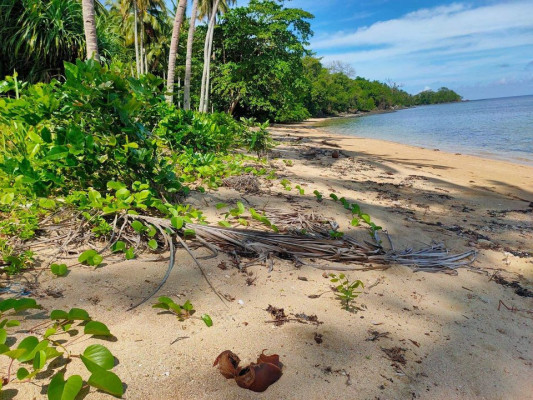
[312,1,533,51]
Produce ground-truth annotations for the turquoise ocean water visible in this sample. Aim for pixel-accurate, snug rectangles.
[317,95,533,166]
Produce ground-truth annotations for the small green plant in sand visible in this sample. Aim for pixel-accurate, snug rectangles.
[153,297,213,327]
[0,299,123,397]
[313,190,323,201]
[280,179,292,191]
[329,273,364,311]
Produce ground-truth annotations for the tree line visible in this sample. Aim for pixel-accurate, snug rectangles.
[0,0,462,122]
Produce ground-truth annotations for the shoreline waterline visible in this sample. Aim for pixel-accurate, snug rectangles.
[311,96,533,167]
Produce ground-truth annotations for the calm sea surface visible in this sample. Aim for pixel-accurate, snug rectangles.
[316,95,533,166]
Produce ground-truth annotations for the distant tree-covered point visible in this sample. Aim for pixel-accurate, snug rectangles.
[413,87,463,105]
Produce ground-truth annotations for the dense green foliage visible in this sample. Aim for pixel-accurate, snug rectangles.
[1,0,461,123]
[211,0,312,122]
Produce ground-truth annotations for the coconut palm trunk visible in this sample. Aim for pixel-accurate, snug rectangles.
[183,0,199,110]
[133,1,140,76]
[81,0,100,61]
[165,0,188,104]
[199,0,219,112]
[140,19,145,74]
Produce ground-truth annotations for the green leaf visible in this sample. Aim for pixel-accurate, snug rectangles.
[50,310,69,320]
[78,249,103,266]
[125,248,135,260]
[17,338,48,362]
[33,350,47,370]
[14,298,40,312]
[81,344,115,372]
[147,239,158,250]
[111,241,126,253]
[15,336,38,361]
[182,300,193,311]
[329,193,339,201]
[218,221,232,228]
[131,220,144,233]
[44,327,57,339]
[44,347,63,360]
[106,181,125,191]
[156,296,173,305]
[48,373,83,400]
[6,320,20,327]
[68,308,91,321]
[0,328,6,344]
[361,214,371,224]
[88,369,123,397]
[17,367,29,380]
[170,216,184,229]
[39,198,56,210]
[2,349,26,359]
[201,314,213,327]
[146,225,157,237]
[215,203,228,209]
[350,218,360,227]
[0,344,9,353]
[50,263,68,276]
[183,228,195,237]
[84,321,111,337]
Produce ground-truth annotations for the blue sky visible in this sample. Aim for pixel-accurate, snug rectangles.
[176,0,533,99]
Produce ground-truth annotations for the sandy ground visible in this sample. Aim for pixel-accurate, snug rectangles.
[2,119,533,400]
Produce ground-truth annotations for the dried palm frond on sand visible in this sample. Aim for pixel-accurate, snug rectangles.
[30,209,476,309]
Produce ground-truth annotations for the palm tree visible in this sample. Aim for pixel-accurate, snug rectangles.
[82,0,99,60]
[183,0,199,110]
[118,0,166,76]
[165,0,188,104]
[198,0,234,112]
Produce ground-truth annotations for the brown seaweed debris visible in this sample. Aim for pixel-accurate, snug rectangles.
[214,350,283,392]
[381,347,407,365]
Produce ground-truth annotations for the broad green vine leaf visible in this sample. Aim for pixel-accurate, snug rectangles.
[84,321,111,337]
[0,328,6,344]
[171,216,184,229]
[360,214,371,224]
[350,218,360,227]
[16,367,29,380]
[88,369,124,397]
[50,263,68,276]
[78,249,103,266]
[0,344,9,353]
[125,248,135,260]
[147,239,158,250]
[215,203,228,209]
[68,308,91,321]
[13,298,40,312]
[44,327,57,339]
[201,314,213,327]
[2,349,25,359]
[329,193,339,201]
[18,338,48,362]
[6,319,20,327]
[33,350,47,370]
[111,241,126,253]
[50,310,69,320]
[44,347,63,360]
[131,220,144,233]
[218,221,231,228]
[15,336,38,361]
[81,344,115,372]
[182,300,193,312]
[48,373,83,400]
